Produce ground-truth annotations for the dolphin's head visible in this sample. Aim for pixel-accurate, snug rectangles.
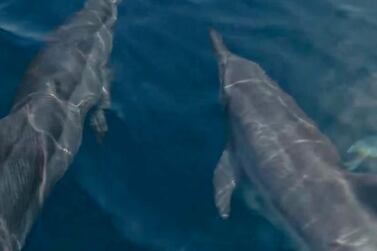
[209,29,272,108]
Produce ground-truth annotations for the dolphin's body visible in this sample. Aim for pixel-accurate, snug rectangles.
[0,0,120,250]
[210,30,377,251]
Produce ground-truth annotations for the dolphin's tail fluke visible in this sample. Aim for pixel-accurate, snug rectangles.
[209,29,231,61]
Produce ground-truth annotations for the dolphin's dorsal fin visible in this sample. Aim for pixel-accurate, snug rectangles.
[347,173,377,214]
[213,145,240,219]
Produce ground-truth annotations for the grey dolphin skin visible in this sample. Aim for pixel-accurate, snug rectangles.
[0,0,120,250]
[210,29,377,251]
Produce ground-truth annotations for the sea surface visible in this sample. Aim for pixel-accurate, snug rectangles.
[1,0,377,250]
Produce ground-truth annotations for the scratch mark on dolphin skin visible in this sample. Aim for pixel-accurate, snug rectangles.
[302,216,320,230]
[280,174,311,204]
[225,78,260,88]
[260,139,325,166]
[13,87,95,116]
[36,136,48,206]
[277,97,316,129]
[215,163,237,195]
[87,10,103,24]
[26,104,73,157]
[332,228,370,249]
[216,182,236,197]
[95,32,106,53]
[225,77,279,92]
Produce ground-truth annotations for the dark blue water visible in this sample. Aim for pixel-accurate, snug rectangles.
[1,0,377,250]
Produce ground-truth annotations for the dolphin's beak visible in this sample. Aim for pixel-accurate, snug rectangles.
[209,29,231,105]
[209,29,231,61]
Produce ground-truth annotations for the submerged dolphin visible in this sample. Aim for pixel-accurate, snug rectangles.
[0,0,120,249]
[210,30,377,251]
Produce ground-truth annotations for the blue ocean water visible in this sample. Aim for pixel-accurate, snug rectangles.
[1,0,377,250]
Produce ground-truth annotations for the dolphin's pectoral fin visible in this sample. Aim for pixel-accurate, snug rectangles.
[347,173,377,213]
[213,146,239,219]
[90,109,108,141]
[90,69,112,142]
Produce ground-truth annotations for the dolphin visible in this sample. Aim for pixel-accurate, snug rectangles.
[209,29,377,251]
[0,0,120,250]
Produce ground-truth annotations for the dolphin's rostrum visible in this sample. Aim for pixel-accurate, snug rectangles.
[0,0,120,250]
[210,29,377,251]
